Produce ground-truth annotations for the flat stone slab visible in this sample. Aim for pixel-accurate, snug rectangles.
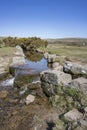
[41,70,72,85]
[40,70,71,96]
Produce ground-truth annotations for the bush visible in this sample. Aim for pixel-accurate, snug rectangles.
[2,37,48,51]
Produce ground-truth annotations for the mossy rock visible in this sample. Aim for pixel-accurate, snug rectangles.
[14,74,38,90]
[49,84,87,113]
[49,95,67,113]
[64,88,82,101]
[64,87,87,107]
[53,119,65,130]
[74,126,87,130]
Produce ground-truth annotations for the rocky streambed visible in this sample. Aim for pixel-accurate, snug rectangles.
[0,47,87,130]
[0,47,57,130]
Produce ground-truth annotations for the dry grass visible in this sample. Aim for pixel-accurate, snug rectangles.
[40,44,87,63]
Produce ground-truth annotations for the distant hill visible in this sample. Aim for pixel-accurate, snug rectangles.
[46,38,87,45]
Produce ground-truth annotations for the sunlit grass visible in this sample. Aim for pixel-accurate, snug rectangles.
[39,44,87,63]
[0,47,16,57]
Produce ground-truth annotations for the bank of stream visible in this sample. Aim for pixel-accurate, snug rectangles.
[0,54,58,130]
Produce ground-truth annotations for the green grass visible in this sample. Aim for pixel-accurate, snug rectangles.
[39,44,87,63]
[0,47,16,57]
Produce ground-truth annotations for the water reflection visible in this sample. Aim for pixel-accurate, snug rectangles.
[25,58,48,71]
[14,58,48,76]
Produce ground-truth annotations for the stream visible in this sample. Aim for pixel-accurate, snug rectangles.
[0,57,49,87]
[0,56,58,130]
[14,58,48,76]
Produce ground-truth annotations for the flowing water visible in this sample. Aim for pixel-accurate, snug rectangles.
[0,78,15,87]
[0,57,49,87]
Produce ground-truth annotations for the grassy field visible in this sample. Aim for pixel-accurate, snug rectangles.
[0,47,16,57]
[40,44,87,63]
[46,38,87,45]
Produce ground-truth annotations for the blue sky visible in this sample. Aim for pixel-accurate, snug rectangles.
[0,0,87,38]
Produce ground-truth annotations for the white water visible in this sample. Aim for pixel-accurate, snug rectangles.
[0,78,15,87]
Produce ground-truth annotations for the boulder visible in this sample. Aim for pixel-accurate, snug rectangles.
[55,66,63,71]
[53,65,63,71]
[79,119,87,129]
[63,61,87,77]
[16,45,24,54]
[63,78,87,108]
[78,107,87,129]
[52,62,59,68]
[49,95,68,113]
[11,45,25,66]
[47,54,56,63]
[44,52,49,59]
[67,77,87,94]
[25,94,35,105]
[53,119,65,130]
[63,109,87,130]
[44,53,56,63]
[51,62,63,71]
[64,109,83,122]
[40,70,71,96]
